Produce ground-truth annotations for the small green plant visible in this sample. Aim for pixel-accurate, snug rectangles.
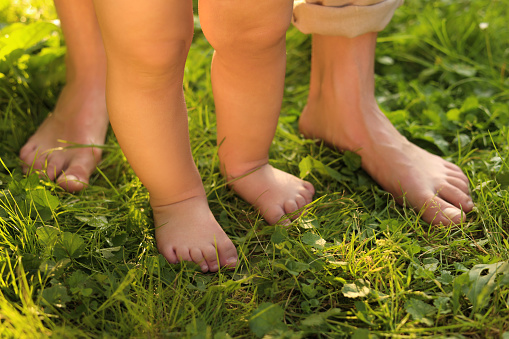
[1,0,508,337]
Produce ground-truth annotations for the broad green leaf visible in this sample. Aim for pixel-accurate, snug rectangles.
[0,22,59,60]
[271,227,288,244]
[299,156,346,182]
[67,270,89,289]
[302,283,317,298]
[433,296,451,314]
[454,262,469,273]
[386,109,408,125]
[354,301,375,326]
[24,173,40,189]
[462,261,509,311]
[7,178,26,198]
[30,189,59,209]
[80,288,93,297]
[404,298,436,325]
[301,314,324,327]
[108,233,128,247]
[31,189,59,220]
[249,303,286,338]
[298,156,313,179]
[460,96,479,112]
[452,272,469,314]
[75,215,109,229]
[97,246,122,259]
[285,260,310,275]
[422,109,441,125]
[36,226,60,247]
[298,218,319,229]
[53,232,86,260]
[413,258,440,279]
[343,151,361,171]
[301,232,326,249]
[446,108,461,121]
[185,318,210,339]
[422,257,439,272]
[423,131,450,154]
[352,328,370,339]
[39,259,71,279]
[496,171,509,188]
[41,285,71,307]
[342,279,370,298]
[436,270,454,285]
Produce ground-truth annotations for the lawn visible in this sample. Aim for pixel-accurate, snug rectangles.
[1,0,509,337]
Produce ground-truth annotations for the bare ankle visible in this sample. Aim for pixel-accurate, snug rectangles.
[220,159,269,181]
[150,186,206,209]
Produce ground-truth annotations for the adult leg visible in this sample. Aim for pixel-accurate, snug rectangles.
[200,0,315,225]
[19,0,108,192]
[92,0,237,272]
[296,2,473,225]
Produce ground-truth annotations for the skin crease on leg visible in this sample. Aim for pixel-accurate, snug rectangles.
[298,33,474,226]
[199,0,315,225]
[19,0,109,193]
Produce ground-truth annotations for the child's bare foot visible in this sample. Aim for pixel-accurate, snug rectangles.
[299,33,473,226]
[152,195,238,272]
[227,164,315,225]
[19,82,108,192]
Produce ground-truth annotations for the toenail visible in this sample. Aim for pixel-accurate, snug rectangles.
[61,174,78,182]
[226,257,237,265]
[210,264,219,271]
[443,207,461,220]
[464,201,474,210]
[201,265,209,272]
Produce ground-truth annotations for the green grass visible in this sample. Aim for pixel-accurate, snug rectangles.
[1,0,509,337]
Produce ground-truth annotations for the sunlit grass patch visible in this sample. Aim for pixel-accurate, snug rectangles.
[1,0,509,337]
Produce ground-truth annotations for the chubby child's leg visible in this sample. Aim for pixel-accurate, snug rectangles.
[92,0,237,272]
[200,0,315,225]
[19,0,108,192]
[299,33,473,225]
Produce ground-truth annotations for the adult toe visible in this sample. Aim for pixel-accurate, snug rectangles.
[56,154,98,192]
[439,184,473,212]
[46,155,66,181]
[421,197,465,226]
[445,177,470,195]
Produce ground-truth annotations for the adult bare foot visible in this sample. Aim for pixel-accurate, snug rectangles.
[299,33,473,225]
[19,82,108,192]
[226,164,315,225]
[152,195,238,272]
[19,0,109,192]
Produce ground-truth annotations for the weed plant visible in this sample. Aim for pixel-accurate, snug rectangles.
[1,0,509,337]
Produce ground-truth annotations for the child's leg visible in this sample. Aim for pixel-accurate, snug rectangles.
[92,0,237,272]
[19,0,108,192]
[299,33,473,225]
[199,0,315,225]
